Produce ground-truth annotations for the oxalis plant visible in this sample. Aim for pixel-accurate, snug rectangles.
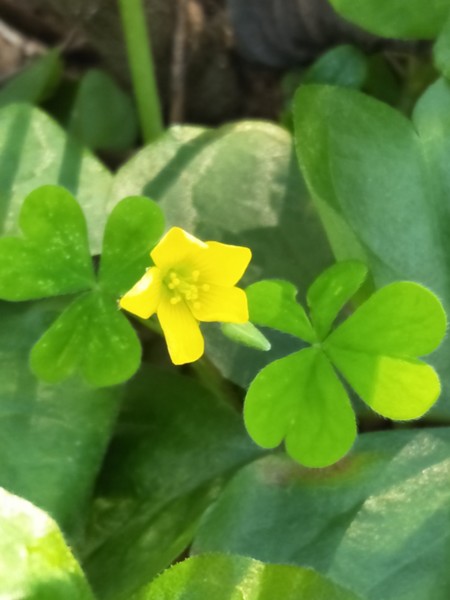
[3,0,450,599]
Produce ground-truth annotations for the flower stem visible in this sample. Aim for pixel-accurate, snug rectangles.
[118,0,164,143]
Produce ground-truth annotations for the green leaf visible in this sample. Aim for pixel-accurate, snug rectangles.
[220,321,271,351]
[112,123,332,386]
[99,195,164,296]
[328,0,450,39]
[69,69,139,151]
[30,292,141,387]
[307,261,368,339]
[0,50,62,107]
[82,365,262,600]
[133,554,362,600]
[324,282,446,419]
[303,44,368,89]
[192,428,450,600]
[246,280,317,343]
[434,17,450,79]
[294,83,450,417]
[0,301,121,537]
[0,488,94,599]
[0,185,94,300]
[244,347,356,468]
[0,103,112,254]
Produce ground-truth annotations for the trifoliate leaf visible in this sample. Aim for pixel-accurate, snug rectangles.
[324,282,447,419]
[132,554,362,600]
[0,185,94,300]
[246,279,317,343]
[220,321,271,351]
[307,260,368,339]
[30,292,141,387]
[99,195,164,296]
[244,347,356,468]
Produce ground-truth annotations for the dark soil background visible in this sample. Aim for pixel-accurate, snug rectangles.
[0,0,419,126]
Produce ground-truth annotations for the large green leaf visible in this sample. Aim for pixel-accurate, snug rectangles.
[0,488,94,599]
[193,428,450,600]
[82,365,262,600]
[0,186,94,300]
[294,83,450,416]
[112,123,332,385]
[0,301,121,538]
[30,291,141,387]
[133,554,362,600]
[0,103,112,253]
[329,0,450,39]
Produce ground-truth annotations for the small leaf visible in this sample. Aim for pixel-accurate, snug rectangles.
[244,347,357,468]
[325,282,447,419]
[0,185,94,300]
[221,321,271,351]
[303,44,368,89]
[0,488,94,599]
[329,0,450,39]
[69,69,139,151]
[307,260,368,339]
[0,50,62,107]
[133,554,362,600]
[246,280,317,343]
[434,16,450,79]
[30,292,141,387]
[99,195,165,296]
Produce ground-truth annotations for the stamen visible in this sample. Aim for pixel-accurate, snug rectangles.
[170,296,181,305]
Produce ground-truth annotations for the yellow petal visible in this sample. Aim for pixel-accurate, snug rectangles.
[151,227,206,270]
[157,297,204,365]
[194,241,252,286]
[190,284,249,323]
[119,267,161,319]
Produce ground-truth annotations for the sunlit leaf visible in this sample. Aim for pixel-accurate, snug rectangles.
[0,487,94,599]
[306,260,368,339]
[99,195,164,296]
[244,347,356,467]
[0,185,94,300]
[132,554,362,600]
[246,280,316,343]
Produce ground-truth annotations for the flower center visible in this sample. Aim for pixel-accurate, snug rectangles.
[164,269,210,309]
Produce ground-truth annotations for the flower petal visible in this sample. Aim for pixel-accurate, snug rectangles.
[158,298,204,364]
[151,227,206,270]
[119,267,161,319]
[194,241,252,286]
[190,284,249,323]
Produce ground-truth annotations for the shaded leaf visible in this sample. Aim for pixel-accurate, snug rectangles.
[0,50,62,107]
[0,103,112,254]
[303,44,368,89]
[69,69,138,151]
[193,429,450,600]
[0,185,94,300]
[83,365,262,600]
[31,292,141,387]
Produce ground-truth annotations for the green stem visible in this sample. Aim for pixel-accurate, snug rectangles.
[118,0,164,143]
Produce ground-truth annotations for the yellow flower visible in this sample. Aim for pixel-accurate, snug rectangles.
[119,227,251,365]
